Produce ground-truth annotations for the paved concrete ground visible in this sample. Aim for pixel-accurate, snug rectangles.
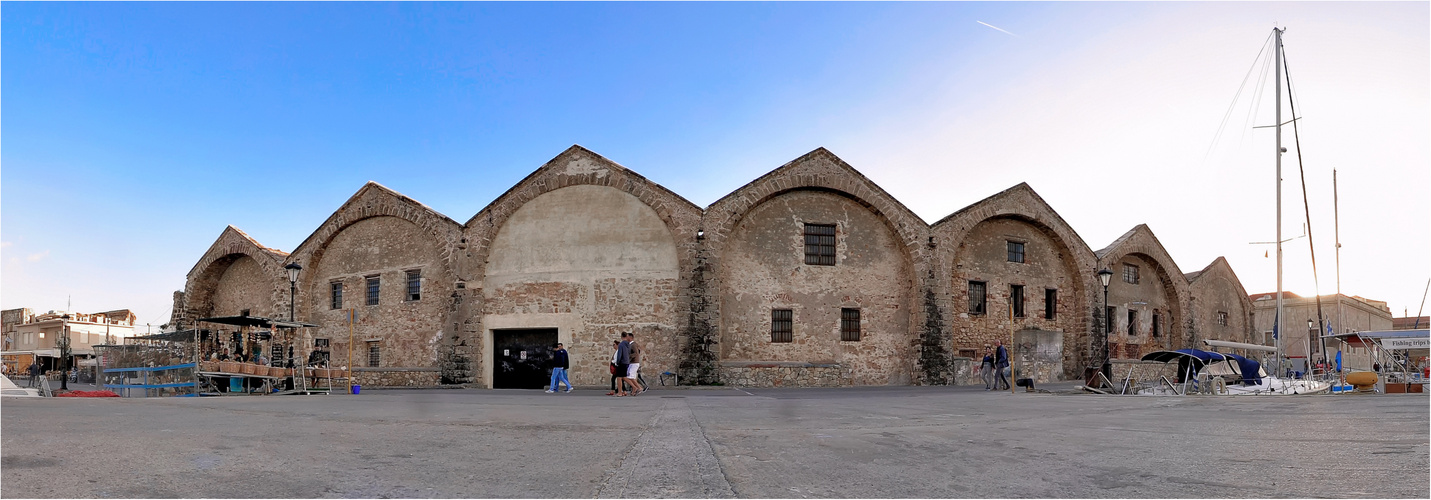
[2,384,1427,498]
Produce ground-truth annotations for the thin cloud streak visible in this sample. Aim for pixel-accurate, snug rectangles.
[977,21,1017,37]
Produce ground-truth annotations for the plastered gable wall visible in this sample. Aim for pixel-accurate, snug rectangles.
[305,215,454,373]
[209,256,274,318]
[718,189,917,385]
[948,217,1082,357]
[482,184,682,387]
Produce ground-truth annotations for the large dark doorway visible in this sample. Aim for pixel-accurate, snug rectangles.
[492,328,558,389]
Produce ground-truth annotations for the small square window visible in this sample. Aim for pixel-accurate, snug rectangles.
[968,281,987,315]
[1123,264,1140,285]
[1007,241,1025,263]
[330,282,344,310]
[803,224,836,266]
[771,309,793,343]
[1216,311,1229,326]
[405,270,422,301]
[365,276,380,306]
[840,308,861,341]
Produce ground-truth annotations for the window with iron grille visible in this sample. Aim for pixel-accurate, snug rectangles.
[330,282,343,309]
[1152,311,1161,337]
[1123,264,1140,284]
[1127,310,1139,336]
[1010,285,1025,317]
[405,270,421,301]
[840,308,861,341]
[1044,289,1057,320]
[968,281,987,315]
[1007,241,1025,263]
[365,276,380,306]
[771,309,793,343]
[315,338,330,348]
[1216,311,1229,326]
[803,223,836,266]
[367,341,380,367]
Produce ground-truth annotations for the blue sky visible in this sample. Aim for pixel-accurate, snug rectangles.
[4,2,1428,328]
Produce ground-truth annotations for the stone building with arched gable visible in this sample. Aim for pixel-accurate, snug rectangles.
[172,145,1259,388]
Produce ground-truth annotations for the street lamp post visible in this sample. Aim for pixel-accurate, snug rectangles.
[59,314,72,391]
[285,263,302,372]
[1097,268,1114,385]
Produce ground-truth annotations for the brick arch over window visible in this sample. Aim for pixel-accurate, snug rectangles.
[462,145,704,281]
[1095,224,1193,349]
[181,226,290,324]
[288,181,463,275]
[930,183,1099,380]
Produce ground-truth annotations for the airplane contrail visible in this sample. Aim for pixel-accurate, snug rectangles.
[977,21,1017,37]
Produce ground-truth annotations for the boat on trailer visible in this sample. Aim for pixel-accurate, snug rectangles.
[1136,349,1330,396]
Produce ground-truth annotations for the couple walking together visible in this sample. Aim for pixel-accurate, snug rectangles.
[545,331,645,396]
[980,341,1010,391]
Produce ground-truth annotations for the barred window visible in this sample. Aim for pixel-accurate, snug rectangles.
[840,308,861,341]
[1011,285,1025,318]
[803,223,836,266]
[365,276,380,306]
[405,270,421,301]
[315,338,330,348]
[1044,289,1057,320]
[968,281,987,315]
[1216,311,1228,326]
[771,309,793,343]
[330,282,343,310]
[1123,264,1140,284]
[1007,241,1025,263]
[367,341,380,367]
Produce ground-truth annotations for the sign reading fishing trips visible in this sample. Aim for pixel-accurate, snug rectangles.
[1383,338,1430,350]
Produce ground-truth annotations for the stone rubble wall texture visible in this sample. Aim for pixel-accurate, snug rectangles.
[1187,258,1256,344]
[173,146,1256,388]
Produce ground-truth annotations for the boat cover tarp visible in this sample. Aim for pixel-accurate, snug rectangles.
[1220,353,1264,386]
[1141,349,1229,382]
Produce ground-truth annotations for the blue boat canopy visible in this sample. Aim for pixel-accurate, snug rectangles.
[1140,349,1228,366]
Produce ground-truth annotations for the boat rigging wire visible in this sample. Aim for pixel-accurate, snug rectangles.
[1282,46,1331,366]
[1204,31,1275,163]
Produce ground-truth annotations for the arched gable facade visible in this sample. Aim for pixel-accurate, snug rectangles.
[701,148,930,386]
[286,182,463,387]
[930,183,1098,381]
[1187,257,1255,344]
[1095,224,1192,358]
[461,146,704,388]
[178,226,290,327]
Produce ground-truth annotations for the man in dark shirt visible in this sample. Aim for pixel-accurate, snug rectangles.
[547,343,572,393]
[994,341,1011,391]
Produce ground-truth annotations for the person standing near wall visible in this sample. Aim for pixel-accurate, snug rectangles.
[994,341,1010,391]
[27,360,41,388]
[547,342,572,393]
[614,333,634,396]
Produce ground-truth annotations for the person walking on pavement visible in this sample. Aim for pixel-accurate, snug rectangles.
[980,346,996,390]
[27,360,42,388]
[614,333,635,396]
[994,340,1011,391]
[547,342,573,393]
[607,340,621,395]
[625,332,645,395]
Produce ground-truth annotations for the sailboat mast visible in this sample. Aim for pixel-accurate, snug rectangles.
[1334,169,1342,337]
[1274,27,1285,377]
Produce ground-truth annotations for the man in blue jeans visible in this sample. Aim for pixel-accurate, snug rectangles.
[547,343,572,393]
[994,340,1010,391]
